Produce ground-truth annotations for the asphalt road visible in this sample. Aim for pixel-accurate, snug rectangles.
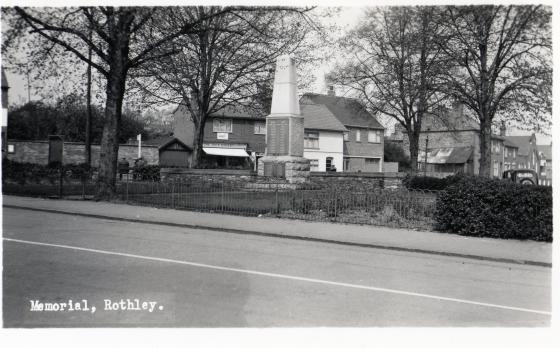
[2,207,551,327]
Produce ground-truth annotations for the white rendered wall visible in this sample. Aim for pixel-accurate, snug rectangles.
[304,131,344,171]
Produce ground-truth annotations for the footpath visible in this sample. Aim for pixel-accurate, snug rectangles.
[2,195,552,267]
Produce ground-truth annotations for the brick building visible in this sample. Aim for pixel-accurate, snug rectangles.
[396,103,505,177]
[300,92,385,172]
[503,134,540,172]
[173,105,265,170]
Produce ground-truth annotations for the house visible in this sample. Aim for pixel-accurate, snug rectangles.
[503,134,540,172]
[396,103,505,177]
[173,105,265,170]
[300,92,385,172]
[173,95,385,173]
[300,103,347,171]
[537,143,552,181]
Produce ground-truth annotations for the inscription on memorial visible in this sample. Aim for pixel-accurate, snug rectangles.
[267,119,289,155]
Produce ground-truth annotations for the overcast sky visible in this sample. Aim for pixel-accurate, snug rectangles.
[1,4,552,144]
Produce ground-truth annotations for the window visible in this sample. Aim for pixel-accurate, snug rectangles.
[304,132,319,149]
[213,118,232,133]
[254,121,266,135]
[365,158,381,172]
[493,160,499,176]
[343,132,349,141]
[368,130,381,143]
[355,129,361,142]
[326,157,334,171]
[7,144,15,153]
[309,159,319,171]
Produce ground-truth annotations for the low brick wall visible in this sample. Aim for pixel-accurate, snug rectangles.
[161,167,405,190]
[161,168,256,183]
[6,140,159,166]
[309,172,405,190]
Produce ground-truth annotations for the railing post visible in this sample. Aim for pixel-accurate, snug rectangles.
[275,183,279,214]
[333,188,338,219]
[171,180,175,209]
[126,176,129,203]
[221,181,225,212]
[58,165,63,198]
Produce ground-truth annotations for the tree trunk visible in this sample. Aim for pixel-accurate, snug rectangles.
[478,119,492,177]
[97,71,126,199]
[190,116,207,168]
[408,131,420,174]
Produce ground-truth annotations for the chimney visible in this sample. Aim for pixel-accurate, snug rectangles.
[500,121,506,136]
[327,85,335,96]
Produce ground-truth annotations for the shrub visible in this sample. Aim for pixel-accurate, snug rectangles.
[403,173,467,191]
[132,164,160,181]
[435,175,552,242]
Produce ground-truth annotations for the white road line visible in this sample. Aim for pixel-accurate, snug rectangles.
[4,237,551,316]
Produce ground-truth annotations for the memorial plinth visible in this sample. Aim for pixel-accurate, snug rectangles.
[258,55,310,183]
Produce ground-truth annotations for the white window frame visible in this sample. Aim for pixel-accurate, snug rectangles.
[254,121,266,135]
[304,131,320,149]
[309,159,319,171]
[356,129,361,142]
[368,130,381,143]
[213,118,232,133]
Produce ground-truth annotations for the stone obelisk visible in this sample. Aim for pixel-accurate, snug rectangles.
[258,55,310,183]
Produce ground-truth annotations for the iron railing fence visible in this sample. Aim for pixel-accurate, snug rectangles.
[2,166,99,198]
[3,171,437,229]
[118,178,438,229]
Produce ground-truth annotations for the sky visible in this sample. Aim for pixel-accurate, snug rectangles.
[1,4,553,145]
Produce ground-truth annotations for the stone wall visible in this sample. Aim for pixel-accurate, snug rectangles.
[161,167,404,190]
[6,140,159,166]
[309,172,405,190]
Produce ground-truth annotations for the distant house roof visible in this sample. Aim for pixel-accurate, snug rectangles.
[504,135,534,156]
[420,146,473,164]
[143,135,192,151]
[173,104,266,120]
[537,144,552,160]
[210,105,265,119]
[503,138,519,148]
[301,104,347,132]
[301,93,384,129]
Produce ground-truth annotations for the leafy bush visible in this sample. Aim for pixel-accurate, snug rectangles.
[435,175,552,242]
[132,165,160,181]
[403,173,466,191]
[2,159,94,185]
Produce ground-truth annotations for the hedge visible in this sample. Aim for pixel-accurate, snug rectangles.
[2,159,94,185]
[403,173,466,191]
[435,175,552,242]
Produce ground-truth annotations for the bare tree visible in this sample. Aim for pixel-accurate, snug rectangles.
[3,6,249,198]
[130,7,320,167]
[329,7,451,173]
[438,5,552,177]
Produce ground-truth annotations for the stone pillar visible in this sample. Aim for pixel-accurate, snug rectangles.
[258,55,310,183]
